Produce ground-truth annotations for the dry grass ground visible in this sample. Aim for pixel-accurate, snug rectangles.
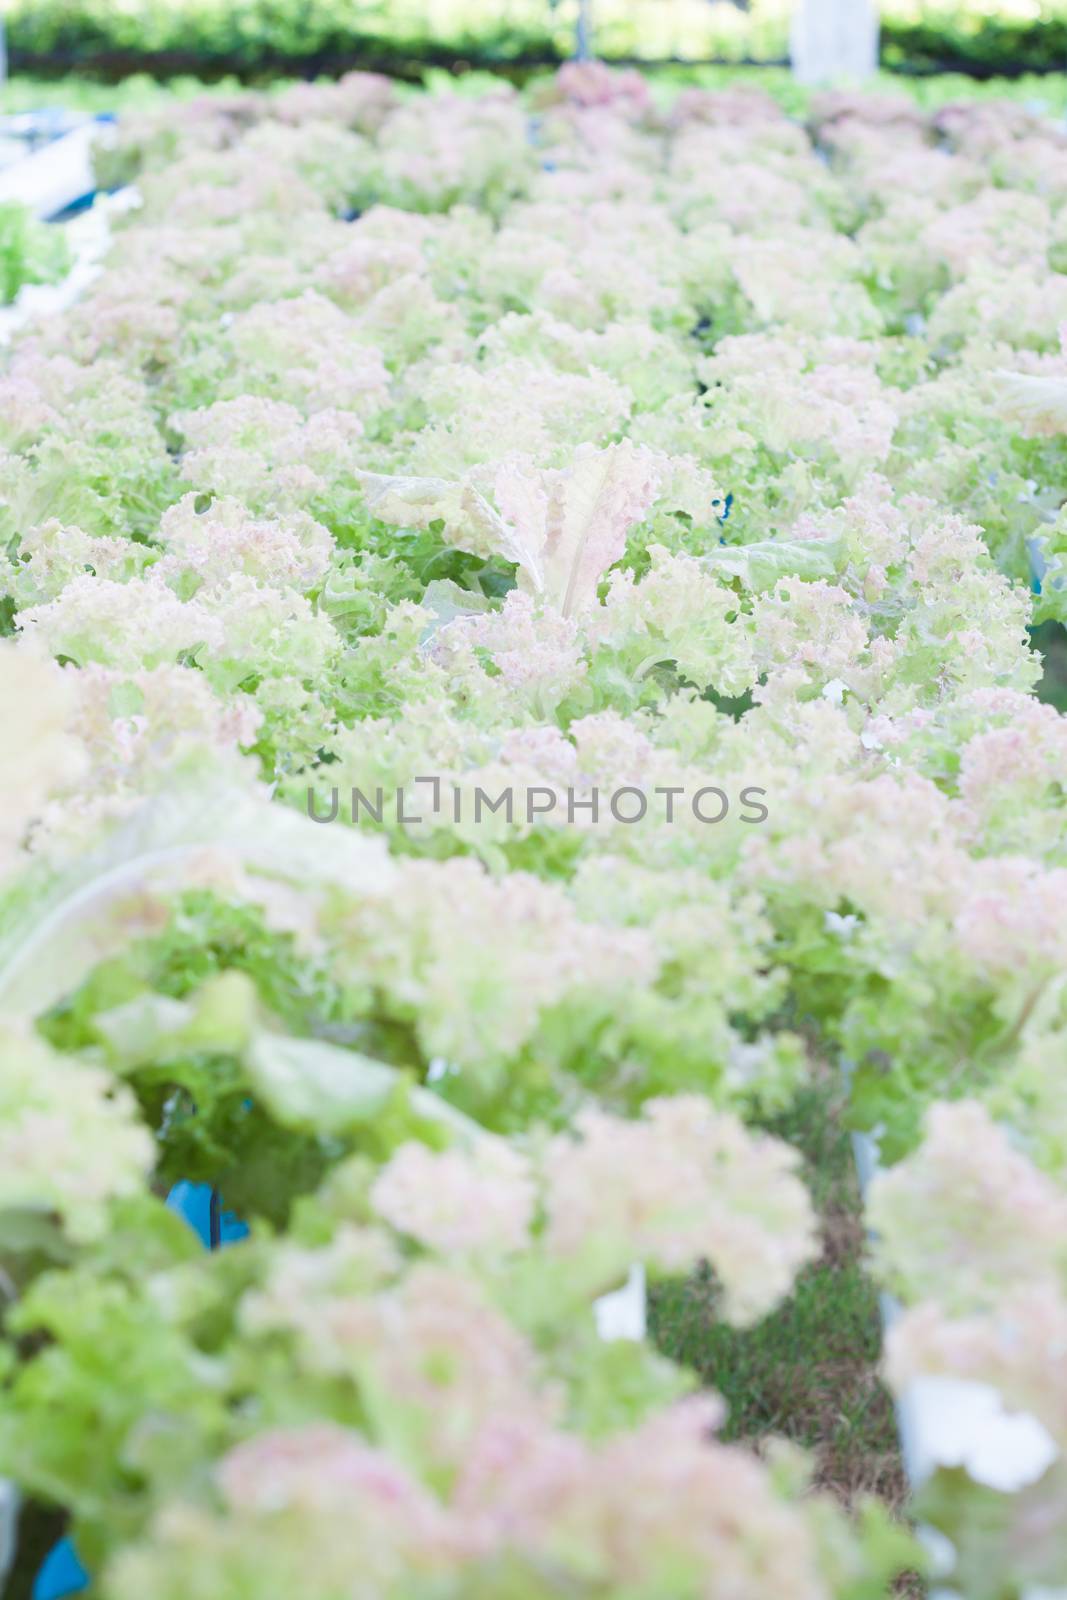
[649,1074,926,1593]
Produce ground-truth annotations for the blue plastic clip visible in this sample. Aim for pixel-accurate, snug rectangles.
[165,1181,249,1249]
[1028,534,1047,596]
[31,1539,89,1600]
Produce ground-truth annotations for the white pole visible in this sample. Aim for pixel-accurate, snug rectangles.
[0,1480,18,1594]
[790,0,878,85]
[576,0,592,61]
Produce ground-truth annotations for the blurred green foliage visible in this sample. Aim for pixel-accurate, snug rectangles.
[0,200,69,304]
[2,0,1067,82]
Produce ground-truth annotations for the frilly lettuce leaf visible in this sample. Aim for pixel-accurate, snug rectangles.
[360,444,663,617]
[702,534,844,591]
[494,442,661,617]
[244,1031,398,1133]
[0,777,393,1020]
[1027,514,1067,625]
[995,370,1067,437]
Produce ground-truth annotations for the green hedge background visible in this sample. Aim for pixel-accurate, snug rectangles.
[1,0,1066,81]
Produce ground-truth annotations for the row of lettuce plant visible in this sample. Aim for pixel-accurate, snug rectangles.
[1,60,1067,1598]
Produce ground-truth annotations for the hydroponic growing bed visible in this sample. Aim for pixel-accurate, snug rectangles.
[1,60,1067,1600]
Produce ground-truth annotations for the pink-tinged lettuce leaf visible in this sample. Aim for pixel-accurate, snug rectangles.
[356,469,515,562]
[358,446,661,614]
[995,371,1067,436]
[417,578,492,644]
[494,442,661,616]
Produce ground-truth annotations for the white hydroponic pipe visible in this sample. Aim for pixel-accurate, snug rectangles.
[790,0,878,84]
[851,1128,1058,1598]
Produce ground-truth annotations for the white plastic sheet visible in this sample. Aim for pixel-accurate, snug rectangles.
[0,122,97,218]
